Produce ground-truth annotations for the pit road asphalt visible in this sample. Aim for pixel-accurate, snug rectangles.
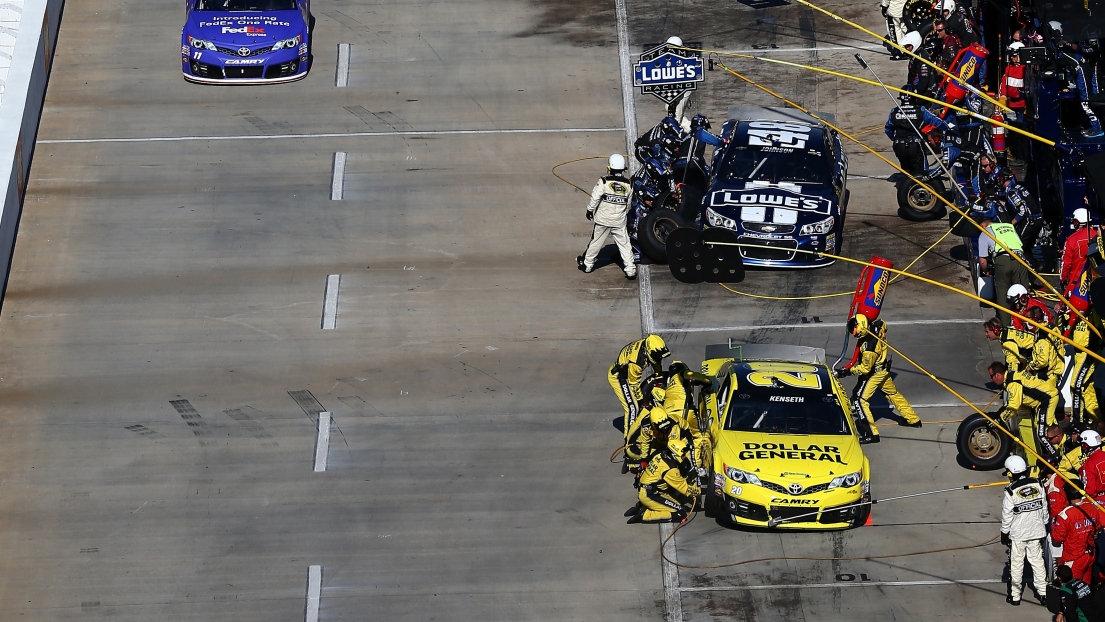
[0,0,1038,620]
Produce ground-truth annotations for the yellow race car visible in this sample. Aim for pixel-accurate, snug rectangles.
[699,343,871,529]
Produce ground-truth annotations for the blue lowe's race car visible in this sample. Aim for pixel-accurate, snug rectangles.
[702,107,849,268]
[182,0,309,84]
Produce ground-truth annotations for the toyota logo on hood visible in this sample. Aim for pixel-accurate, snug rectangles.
[788,483,803,494]
[238,47,251,57]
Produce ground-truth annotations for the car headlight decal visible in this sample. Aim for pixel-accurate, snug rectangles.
[189,36,217,51]
[799,216,834,236]
[272,34,302,50]
[706,208,737,230]
[724,464,761,486]
[828,471,861,489]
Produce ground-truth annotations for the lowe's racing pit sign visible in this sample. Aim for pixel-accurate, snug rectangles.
[633,41,703,104]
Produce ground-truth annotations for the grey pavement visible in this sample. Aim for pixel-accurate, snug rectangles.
[0,0,1045,620]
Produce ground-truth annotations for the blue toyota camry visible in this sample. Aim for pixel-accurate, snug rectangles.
[182,0,309,84]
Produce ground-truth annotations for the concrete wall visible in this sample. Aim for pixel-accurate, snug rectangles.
[0,0,62,306]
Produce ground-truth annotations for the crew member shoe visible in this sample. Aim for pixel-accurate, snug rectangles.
[901,420,923,428]
[625,505,640,517]
[626,512,643,524]
[625,272,637,281]
[576,256,593,273]
[860,434,881,444]
[1083,129,1105,139]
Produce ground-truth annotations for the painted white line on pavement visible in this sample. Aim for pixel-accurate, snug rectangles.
[322,274,340,330]
[639,266,656,334]
[615,0,638,170]
[660,522,682,619]
[679,578,1003,592]
[331,152,347,201]
[848,174,894,180]
[38,127,626,145]
[615,0,679,615]
[718,43,888,55]
[313,412,331,472]
[655,317,979,333]
[336,43,350,87]
[305,565,322,621]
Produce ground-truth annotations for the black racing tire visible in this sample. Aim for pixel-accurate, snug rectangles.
[640,209,689,264]
[703,489,720,519]
[897,180,947,221]
[955,413,1012,470]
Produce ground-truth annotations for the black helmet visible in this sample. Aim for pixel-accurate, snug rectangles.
[691,114,711,131]
[898,88,915,105]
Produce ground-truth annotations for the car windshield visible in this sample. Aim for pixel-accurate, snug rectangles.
[719,145,831,185]
[723,382,849,435]
[193,0,297,10]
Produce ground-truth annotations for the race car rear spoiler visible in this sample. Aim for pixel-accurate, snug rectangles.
[704,341,826,364]
[727,106,836,126]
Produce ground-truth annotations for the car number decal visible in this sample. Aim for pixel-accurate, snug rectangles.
[744,361,822,390]
[746,121,812,149]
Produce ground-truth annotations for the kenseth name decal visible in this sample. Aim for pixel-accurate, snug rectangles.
[710,190,831,214]
[738,442,846,464]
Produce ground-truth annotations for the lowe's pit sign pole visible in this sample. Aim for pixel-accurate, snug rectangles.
[633,38,704,104]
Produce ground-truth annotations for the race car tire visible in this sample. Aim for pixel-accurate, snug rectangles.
[640,208,689,263]
[677,184,705,222]
[955,413,1012,470]
[703,489,720,519]
[897,180,947,221]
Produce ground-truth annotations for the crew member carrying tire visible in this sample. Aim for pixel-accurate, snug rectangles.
[989,361,1061,468]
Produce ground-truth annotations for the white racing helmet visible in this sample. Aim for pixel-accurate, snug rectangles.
[1008,41,1026,52]
[666,36,684,47]
[941,0,956,13]
[1050,20,1064,36]
[900,31,922,50]
[1074,207,1090,224]
[1004,455,1028,475]
[1005,284,1028,302]
[1082,429,1103,448]
[608,153,626,172]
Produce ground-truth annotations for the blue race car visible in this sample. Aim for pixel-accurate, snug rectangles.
[182,0,309,84]
[702,107,849,268]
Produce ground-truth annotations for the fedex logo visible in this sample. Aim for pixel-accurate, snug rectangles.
[222,26,265,34]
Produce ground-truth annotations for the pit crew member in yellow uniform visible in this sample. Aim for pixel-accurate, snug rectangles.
[609,334,670,471]
[989,361,1061,467]
[1024,306,1064,390]
[837,315,922,444]
[628,384,668,464]
[662,361,714,480]
[1065,309,1102,424]
[984,317,1035,372]
[627,437,700,524]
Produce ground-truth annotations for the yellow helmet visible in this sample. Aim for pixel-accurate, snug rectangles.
[848,314,869,337]
[649,404,675,432]
[645,334,671,363]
